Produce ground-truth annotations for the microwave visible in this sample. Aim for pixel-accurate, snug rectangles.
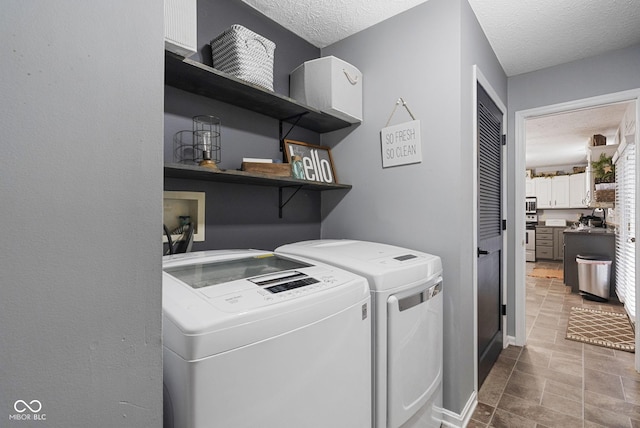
[525,197,537,214]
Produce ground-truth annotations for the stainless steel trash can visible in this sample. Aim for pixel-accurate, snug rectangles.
[576,254,612,300]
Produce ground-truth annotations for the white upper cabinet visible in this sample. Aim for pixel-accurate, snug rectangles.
[551,175,570,208]
[525,178,536,197]
[569,173,587,208]
[533,174,584,209]
[534,177,552,208]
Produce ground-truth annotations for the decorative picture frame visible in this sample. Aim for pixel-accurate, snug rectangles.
[283,139,338,184]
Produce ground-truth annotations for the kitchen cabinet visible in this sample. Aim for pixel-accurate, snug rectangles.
[533,176,570,209]
[533,177,552,208]
[536,226,564,261]
[551,175,570,208]
[535,226,554,260]
[525,178,535,197]
[553,227,564,260]
[569,173,588,208]
[563,229,616,299]
[163,51,354,217]
[534,174,587,209]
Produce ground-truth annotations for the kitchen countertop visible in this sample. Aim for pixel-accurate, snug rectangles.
[563,226,616,235]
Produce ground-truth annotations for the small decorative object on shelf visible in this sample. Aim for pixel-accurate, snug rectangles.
[193,115,221,169]
[283,139,338,184]
[591,153,615,184]
[291,156,305,180]
[174,130,197,165]
[173,115,221,170]
[590,134,606,146]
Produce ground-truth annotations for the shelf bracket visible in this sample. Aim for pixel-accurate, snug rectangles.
[279,185,304,218]
[279,113,308,155]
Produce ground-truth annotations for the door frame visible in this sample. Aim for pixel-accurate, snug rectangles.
[473,65,507,392]
[513,88,640,370]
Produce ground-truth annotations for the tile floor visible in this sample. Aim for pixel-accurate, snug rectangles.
[470,260,640,428]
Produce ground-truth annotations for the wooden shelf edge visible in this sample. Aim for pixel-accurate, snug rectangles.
[164,164,352,191]
[164,51,354,133]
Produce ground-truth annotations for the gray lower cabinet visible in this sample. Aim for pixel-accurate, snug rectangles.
[536,226,564,261]
[554,228,564,260]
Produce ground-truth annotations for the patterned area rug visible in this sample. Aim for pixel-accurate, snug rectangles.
[530,268,563,279]
[566,307,635,352]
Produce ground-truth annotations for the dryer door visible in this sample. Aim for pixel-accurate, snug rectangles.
[386,279,443,428]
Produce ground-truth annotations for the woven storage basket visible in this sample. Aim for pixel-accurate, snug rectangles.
[595,189,615,202]
[210,25,275,91]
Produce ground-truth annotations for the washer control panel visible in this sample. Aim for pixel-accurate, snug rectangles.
[208,269,348,312]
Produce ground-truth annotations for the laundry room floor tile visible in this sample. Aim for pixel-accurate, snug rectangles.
[472,260,640,428]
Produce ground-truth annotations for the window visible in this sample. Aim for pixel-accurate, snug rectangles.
[614,139,636,321]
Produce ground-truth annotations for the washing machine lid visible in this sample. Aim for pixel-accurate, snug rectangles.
[162,250,370,360]
[276,240,442,292]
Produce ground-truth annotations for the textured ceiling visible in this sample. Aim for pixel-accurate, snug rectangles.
[525,102,632,169]
[241,0,428,50]
[241,0,640,168]
[241,0,640,77]
[468,0,640,76]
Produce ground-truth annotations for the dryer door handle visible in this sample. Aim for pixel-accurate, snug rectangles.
[397,281,442,312]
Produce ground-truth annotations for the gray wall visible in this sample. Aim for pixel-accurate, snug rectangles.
[320,0,506,415]
[505,44,640,334]
[165,0,325,252]
[0,1,164,427]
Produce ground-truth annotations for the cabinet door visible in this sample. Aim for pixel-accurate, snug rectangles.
[553,228,564,260]
[525,178,535,197]
[552,175,570,208]
[534,177,552,208]
[569,173,587,208]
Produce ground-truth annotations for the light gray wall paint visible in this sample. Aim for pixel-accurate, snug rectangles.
[0,1,164,426]
[505,44,640,334]
[320,0,506,415]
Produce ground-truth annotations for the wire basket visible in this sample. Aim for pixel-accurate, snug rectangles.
[174,115,221,166]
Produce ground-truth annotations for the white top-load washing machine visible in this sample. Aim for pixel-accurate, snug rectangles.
[276,240,443,428]
[162,250,372,428]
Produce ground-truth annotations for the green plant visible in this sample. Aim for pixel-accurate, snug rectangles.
[591,153,615,183]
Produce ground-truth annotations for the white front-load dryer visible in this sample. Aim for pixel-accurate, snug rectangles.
[277,240,443,428]
[162,250,372,428]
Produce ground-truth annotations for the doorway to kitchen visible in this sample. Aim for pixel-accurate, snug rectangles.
[514,89,640,370]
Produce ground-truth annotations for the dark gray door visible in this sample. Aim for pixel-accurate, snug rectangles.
[477,83,503,388]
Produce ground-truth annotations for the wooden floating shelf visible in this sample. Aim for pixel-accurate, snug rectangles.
[164,51,353,134]
[164,163,352,191]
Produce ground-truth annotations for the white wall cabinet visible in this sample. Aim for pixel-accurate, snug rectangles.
[569,173,588,208]
[533,177,552,208]
[533,174,586,209]
[551,175,570,208]
[525,178,535,197]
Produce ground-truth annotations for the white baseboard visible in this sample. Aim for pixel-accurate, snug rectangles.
[441,391,477,428]
[505,335,517,348]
